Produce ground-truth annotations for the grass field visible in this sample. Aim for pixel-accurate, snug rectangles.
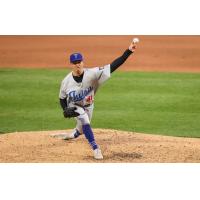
[0,68,200,137]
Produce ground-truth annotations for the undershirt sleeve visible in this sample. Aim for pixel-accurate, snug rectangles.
[110,49,133,73]
[59,98,68,110]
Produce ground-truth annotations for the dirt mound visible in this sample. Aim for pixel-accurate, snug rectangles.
[0,129,200,163]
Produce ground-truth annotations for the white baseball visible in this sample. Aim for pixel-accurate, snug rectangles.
[132,38,140,44]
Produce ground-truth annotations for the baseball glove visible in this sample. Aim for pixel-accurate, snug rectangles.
[63,107,79,118]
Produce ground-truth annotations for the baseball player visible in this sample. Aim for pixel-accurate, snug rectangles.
[58,39,138,160]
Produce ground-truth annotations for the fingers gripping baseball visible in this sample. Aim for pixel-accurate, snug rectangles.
[129,37,140,52]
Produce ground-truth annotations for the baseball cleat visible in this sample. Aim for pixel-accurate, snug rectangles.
[62,133,75,140]
[94,148,103,160]
[51,129,81,140]
[50,133,74,140]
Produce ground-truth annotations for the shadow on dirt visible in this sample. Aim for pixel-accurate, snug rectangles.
[82,152,142,162]
[109,152,142,161]
[113,152,142,159]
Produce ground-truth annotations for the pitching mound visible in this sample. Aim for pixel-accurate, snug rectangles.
[0,129,200,163]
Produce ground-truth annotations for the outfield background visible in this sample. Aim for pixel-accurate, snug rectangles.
[0,36,200,138]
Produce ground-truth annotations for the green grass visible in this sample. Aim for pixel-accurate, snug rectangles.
[0,68,200,138]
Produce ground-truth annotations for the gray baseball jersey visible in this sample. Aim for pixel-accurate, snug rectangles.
[59,64,111,133]
[59,64,111,107]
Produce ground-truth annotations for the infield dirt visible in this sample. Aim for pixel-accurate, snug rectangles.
[1,36,200,162]
[1,129,200,163]
[1,35,200,72]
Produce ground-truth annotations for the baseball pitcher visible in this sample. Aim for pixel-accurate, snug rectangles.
[58,38,138,159]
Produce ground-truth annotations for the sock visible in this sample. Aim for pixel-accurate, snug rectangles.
[82,124,98,150]
[74,129,81,138]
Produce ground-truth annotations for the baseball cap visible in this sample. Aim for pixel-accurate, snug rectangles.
[70,53,83,63]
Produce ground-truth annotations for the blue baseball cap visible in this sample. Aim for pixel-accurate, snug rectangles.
[70,53,83,63]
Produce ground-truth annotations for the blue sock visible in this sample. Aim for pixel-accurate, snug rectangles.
[74,129,81,138]
[82,124,98,150]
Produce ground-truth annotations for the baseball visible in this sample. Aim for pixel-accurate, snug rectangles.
[132,37,140,44]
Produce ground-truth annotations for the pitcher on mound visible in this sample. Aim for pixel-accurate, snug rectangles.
[58,38,139,159]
